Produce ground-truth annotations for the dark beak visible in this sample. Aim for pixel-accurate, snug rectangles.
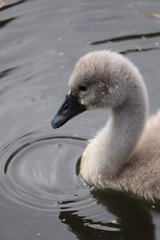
[51,94,86,129]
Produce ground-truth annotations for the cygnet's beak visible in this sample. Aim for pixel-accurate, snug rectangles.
[51,94,86,129]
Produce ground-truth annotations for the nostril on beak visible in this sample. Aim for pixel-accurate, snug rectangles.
[63,102,69,112]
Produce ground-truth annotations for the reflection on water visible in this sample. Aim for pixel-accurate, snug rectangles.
[0,0,160,239]
[0,67,18,79]
[59,189,155,240]
[2,0,27,10]
[0,17,17,28]
[91,31,160,45]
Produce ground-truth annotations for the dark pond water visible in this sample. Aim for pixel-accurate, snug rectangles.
[1,0,160,239]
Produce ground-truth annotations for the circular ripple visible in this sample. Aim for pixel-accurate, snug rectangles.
[0,130,92,211]
[0,129,122,235]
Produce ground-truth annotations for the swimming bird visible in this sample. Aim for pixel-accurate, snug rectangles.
[51,50,160,201]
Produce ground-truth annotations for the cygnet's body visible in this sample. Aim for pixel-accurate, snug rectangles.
[52,50,160,201]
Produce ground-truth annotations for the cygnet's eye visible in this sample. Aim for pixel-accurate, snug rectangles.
[79,86,87,92]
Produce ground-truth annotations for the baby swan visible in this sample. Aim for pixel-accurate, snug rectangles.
[51,50,160,201]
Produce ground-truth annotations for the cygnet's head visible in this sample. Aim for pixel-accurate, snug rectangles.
[51,50,144,128]
[69,51,143,109]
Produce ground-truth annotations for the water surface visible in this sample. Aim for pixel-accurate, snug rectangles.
[0,0,160,239]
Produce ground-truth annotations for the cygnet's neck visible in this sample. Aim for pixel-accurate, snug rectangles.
[106,94,147,176]
[83,79,148,181]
